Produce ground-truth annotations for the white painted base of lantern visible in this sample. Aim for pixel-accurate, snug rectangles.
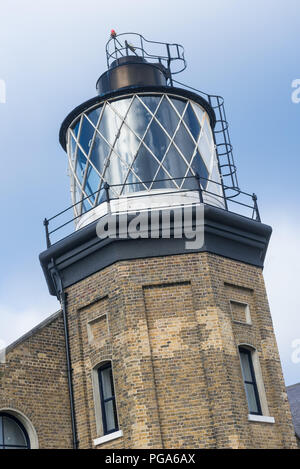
[75,189,225,230]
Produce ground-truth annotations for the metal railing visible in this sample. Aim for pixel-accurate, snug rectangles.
[172,79,239,199]
[106,32,187,81]
[43,175,261,248]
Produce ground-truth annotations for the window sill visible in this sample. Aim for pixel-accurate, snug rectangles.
[93,430,123,446]
[248,414,275,424]
[233,320,252,326]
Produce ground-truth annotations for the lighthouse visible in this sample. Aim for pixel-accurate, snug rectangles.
[39,32,297,449]
[58,32,229,232]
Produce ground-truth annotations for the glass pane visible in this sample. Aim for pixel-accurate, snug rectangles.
[240,351,253,382]
[140,95,161,114]
[171,97,187,115]
[125,96,152,139]
[143,119,170,161]
[98,187,107,204]
[82,198,93,212]
[78,115,95,156]
[86,106,103,128]
[72,118,81,138]
[90,133,111,176]
[98,104,122,147]
[132,145,160,188]
[104,152,129,195]
[124,172,145,194]
[191,152,209,189]
[183,103,201,142]
[152,167,177,190]
[69,134,77,160]
[181,170,198,190]
[76,148,88,183]
[104,400,117,433]
[155,96,179,137]
[198,131,213,169]
[101,367,113,400]
[113,125,140,169]
[110,97,132,119]
[206,166,224,203]
[173,123,196,162]
[191,102,205,127]
[245,383,260,414]
[84,165,100,203]
[202,114,212,139]
[162,144,188,183]
[209,163,223,194]
[3,417,27,447]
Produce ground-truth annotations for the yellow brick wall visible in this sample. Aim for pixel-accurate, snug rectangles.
[65,252,297,449]
[0,313,73,449]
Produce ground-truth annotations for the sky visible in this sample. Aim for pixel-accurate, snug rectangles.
[0,0,299,385]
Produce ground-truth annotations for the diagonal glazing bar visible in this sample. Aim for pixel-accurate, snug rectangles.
[148,98,190,189]
[109,94,180,188]
[98,97,173,192]
[120,94,165,193]
[92,97,149,204]
[80,103,107,204]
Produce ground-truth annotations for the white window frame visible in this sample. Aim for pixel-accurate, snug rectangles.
[238,344,274,423]
[91,360,121,442]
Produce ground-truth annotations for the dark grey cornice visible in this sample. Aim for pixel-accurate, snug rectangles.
[39,205,272,297]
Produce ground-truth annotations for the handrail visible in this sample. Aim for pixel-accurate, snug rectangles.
[106,32,187,80]
[43,175,261,248]
[172,79,239,197]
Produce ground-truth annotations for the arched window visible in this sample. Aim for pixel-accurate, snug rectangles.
[98,362,119,435]
[0,413,30,449]
[239,346,262,415]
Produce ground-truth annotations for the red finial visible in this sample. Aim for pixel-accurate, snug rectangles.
[110,29,117,38]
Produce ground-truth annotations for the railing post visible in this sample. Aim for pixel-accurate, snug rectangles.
[195,173,204,204]
[104,182,111,213]
[252,193,261,222]
[43,218,51,248]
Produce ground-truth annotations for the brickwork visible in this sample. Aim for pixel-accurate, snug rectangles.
[0,312,73,449]
[64,252,298,449]
[0,252,296,449]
